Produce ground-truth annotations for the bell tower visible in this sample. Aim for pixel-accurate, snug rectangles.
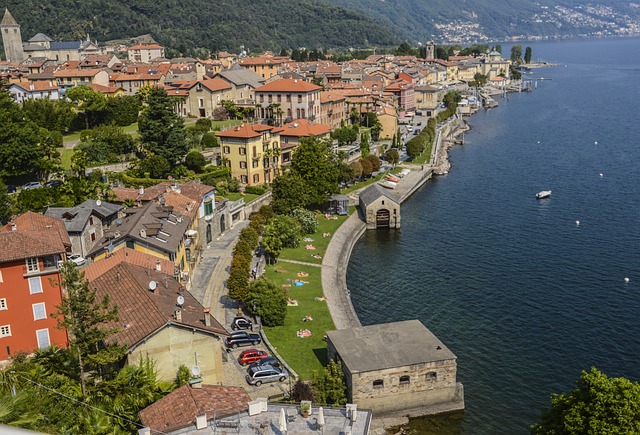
[1,9,25,62]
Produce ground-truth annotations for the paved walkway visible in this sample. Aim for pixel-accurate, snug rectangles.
[277,258,322,267]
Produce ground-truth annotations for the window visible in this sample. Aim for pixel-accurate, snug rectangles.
[253,174,260,183]
[36,329,50,349]
[268,95,272,103]
[0,299,6,310]
[240,147,246,155]
[287,108,291,118]
[240,161,247,169]
[223,146,230,154]
[286,95,291,102]
[259,95,264,103]
[297,94,302,103]
[301,109,305,118]
[185,248,191,262]
[91,231,96,242]
[33,303,46,320]
[0,325,10,338]
[26,257,39,272]
[252,160,259,168]
[373,379,384,389]
[399,375,410,385]
[277,95,281,103]
[204,200,213,216]
[29,277,43,294]
[427,371,438,381]
[240,175,248,184]
[89,216,94,226]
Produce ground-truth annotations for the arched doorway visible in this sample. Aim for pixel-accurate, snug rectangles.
[376,209,390,228]
[206,224,212,243]
[220,215,226,233]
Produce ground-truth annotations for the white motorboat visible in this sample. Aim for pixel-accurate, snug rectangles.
[536,190,552,199]
[379,180,398,189]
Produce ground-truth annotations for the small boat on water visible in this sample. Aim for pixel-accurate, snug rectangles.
[536,190,552,199]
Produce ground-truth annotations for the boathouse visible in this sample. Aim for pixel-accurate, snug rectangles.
[358,184,400,229]
[326,320,464,416]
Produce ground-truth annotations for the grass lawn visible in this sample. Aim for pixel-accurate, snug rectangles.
[278,211,352,265]
[340,166,402,194]
[262,209,355,379]
[224,192,261,203]
[212,120,242,130]
[58,148,75,170]
[62,131,82,144]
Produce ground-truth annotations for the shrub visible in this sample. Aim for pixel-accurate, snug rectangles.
[245,184,268,195]
[239,227,259,249]
[233,239,253,264]
[312,360,348,406]
[194,118,212,132]
[246,279,287,326]
[138,155,170,179]
[201,132,219,148]
[184,151,207,173]
[290,208,318,235]
[262,215,301,260]
[227,260,250,301]
[290,380,315,402]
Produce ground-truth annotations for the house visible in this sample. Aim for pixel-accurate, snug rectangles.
[319,91,347,130]
[111,72,164,96]
[165,78,233,118]
[375,104,399,140]
[385,79,415,112]
[22,33,101,62]
[0,212,72,362]
[326,320,464,416]
[215,68,265,109]
[84,260,228,384]
[217,124,281,186]
[45,199,123,258]
[87,201,195,285]
[7,80,59,103]
[238,55,288,79]
[358,184,400,229]
[273,119,331,166]
[414,85,441,117]
[54,67,109,90]
[127,44,165,63]
[254,78,322,125]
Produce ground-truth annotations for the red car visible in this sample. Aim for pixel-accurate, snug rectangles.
[238,349,268,366]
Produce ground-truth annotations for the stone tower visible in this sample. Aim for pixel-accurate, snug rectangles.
[426,42,435,60]
[1,9,25,62]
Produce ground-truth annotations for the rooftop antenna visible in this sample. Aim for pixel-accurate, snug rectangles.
[177,294,184,308]
[148,280,157,293]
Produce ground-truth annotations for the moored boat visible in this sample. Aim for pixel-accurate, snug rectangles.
[536,190,552,199]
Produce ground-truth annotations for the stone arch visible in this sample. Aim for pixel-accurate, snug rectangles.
[376,209,390,227]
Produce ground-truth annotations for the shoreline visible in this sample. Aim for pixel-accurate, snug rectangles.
[321,118,470,329]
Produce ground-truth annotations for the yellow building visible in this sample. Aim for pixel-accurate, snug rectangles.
[238,55,288,79]
[217,124,281,186]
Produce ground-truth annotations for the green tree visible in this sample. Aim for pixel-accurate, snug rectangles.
[271,172,310,215]
[360,132,370,157]
[524,46,533,64]
[531,367,640,434]
[291,137,339,208]
[510,44,523,63]
[22,98,75,133]
[246,279,287,326]
[364,154,381,172]
[227,255,250,301]
[53,263,127,398]
[348,161,363,181]
[184,150,207,172]
[493,44,502,53]
[66,85,108,129]
[0,89,46,179]
[384,148,400,166]
[262,215,302,260]
[201,132,219,148]
[359,157,373,177]
[138,87,188,166]
[395,41,416,56]
[312,360,348,406]
[103,95,140,126]
[194,118,212,132]
[405,138,424,159]
[290,208,318,234]
[0,181,12,224]
[138,154,170,179]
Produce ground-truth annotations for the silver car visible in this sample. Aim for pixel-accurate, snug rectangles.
[245,365,288,386]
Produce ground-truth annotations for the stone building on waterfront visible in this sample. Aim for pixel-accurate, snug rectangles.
[359,183,400,229]
[326,319,465,416]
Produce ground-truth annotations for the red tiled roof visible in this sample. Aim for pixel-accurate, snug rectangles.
[140,385,251,432]
[255,78,321,93]
[274,119,331,137]
[2,211,71,247]
[319,91,346,103]
[87,83,122,94]
[129,44,164,50]
[200,77,232,92]
[217,123,275,139]
[0,212,70,262]
[54,68,103,78]
[239,56,286,66]
[12,80,58,92]
[83,248,175,281]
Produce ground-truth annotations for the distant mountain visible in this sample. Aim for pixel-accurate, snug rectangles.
[1,0,639,58]
[0,0,400,55]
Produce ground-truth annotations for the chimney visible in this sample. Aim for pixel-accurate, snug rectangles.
[204,308,211,327]
[175,310,182,322]
[155,259,161,272]
[137,428,151,435]
[195,414,207,430]
[10,223,17,231]
[139,186,144,196]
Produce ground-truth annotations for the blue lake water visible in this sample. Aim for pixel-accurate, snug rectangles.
[346,37,640,433]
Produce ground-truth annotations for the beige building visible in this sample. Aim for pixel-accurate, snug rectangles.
[54,68,109,90]
[375,104,398,140]
[1,9,24,62]
[85,258,228,385]
[238,55,288,79]
[274,119,331,166]
[218,124,281,186]
[414,85,441,117]
[254,78,322,125]
[165,78,233,118]
[358,184,400,229]
[128,44,165,63]
[319,91,347,130]
[327,319,464,416]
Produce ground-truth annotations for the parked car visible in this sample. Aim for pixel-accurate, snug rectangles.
[21,181,42,190]
[6,185,16,194]
[237,349,268,366]
[44,179,63,188]
[407,126,413,132]
[226,331,261,349]
[416,121,422,126]
[245,365,288,386]
[68,254,86,267]
[231,316,253,331]
[248,356,281,371]
[414,129,421,135]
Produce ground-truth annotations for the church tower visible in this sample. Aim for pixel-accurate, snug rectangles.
[1,9,25,62]
[426,42,435,60]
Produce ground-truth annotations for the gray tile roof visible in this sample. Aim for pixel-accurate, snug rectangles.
[50,41,82,50]
[358,183,397,208]
[216,69,265,88]
[45,200,122,234]
[28,33,53,42]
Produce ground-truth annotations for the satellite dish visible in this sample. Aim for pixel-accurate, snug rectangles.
[149,281,157,291]
[191,366,201,377]
[96,199,102,206]
[177,295,185,306]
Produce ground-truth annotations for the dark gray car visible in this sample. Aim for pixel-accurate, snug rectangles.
[226,331,261,348]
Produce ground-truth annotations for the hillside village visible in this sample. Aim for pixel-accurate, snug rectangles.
[0,8,522,434]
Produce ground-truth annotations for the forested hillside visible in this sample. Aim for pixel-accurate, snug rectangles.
[0,0,401,55]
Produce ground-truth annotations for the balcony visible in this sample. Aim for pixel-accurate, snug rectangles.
[252,153,262,160]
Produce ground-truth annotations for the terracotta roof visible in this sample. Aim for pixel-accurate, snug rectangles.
[90,262,227,349]
[274,119,331,137]
[2,211,71,247]
[140,385,250,432]
[177,182,214,203]
[129,44,164,50]
[319,91,346,103]
[11,80,59,92]
[217,123,275,139]
[239,56,286,66]
[54,68,103,78]
[200,77,232,92]
[255,78,321,93]
[111,187,140,202]
[87,83,123,94]
[0,212,71,262]
[83,248,174,281]
[161,191,198,220]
